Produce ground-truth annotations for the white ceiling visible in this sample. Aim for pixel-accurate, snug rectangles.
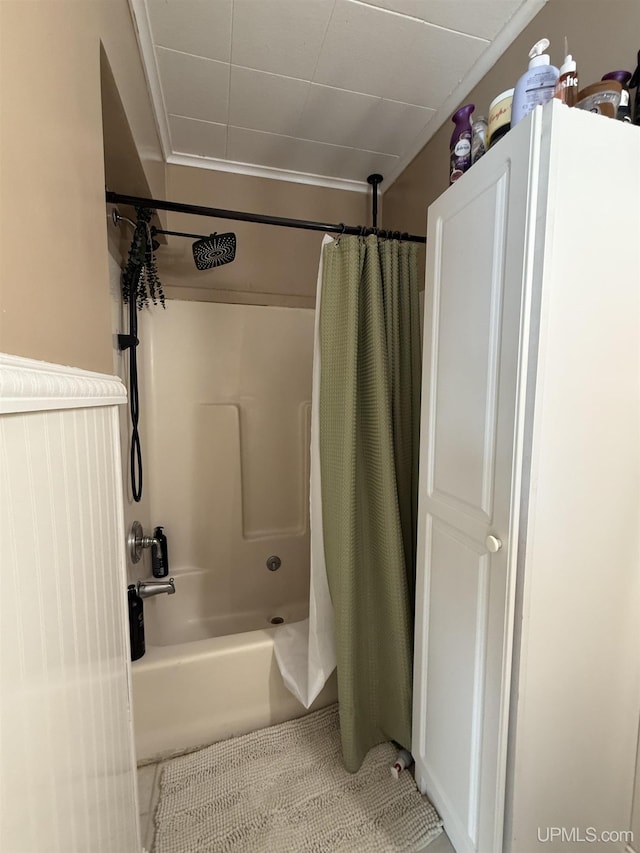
[131,0,546,191]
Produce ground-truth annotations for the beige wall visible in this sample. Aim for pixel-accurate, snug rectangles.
[383,0,640,237]
[0,0,164,373]
[158,166,369,308]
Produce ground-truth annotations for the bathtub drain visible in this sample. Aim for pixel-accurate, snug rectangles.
[270,616,285,625]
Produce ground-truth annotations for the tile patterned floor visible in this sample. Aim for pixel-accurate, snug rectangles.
[136,762,455,853]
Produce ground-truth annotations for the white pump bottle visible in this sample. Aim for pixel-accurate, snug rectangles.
[511,38,559,127]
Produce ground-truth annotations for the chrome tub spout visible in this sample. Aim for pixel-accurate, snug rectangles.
[137,578,176,599]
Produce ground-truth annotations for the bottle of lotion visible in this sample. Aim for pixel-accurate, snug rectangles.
[554,52,579,107]
[449,104,474,184]
[512,39,559,127]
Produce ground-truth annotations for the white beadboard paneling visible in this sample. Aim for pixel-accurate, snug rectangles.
[314,0,488,107]
[229,66,310,137]
[0,353,125,413]
[358,0,527,40]
[157,47,230,124]
[146,0,233,61]
[299,85,435,154]
[231,0,335,79]
[227,125,398,181]
[0,356,138,853]
[169,114,228,158]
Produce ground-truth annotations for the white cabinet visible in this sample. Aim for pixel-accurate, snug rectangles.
[413,101,640,853]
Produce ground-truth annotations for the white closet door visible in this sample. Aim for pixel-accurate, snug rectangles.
[412,113,541,853]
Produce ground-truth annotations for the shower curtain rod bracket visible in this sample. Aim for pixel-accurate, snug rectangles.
[366,174,383,229]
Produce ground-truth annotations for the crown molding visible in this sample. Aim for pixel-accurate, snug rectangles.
[129,0,172,159]
[166,153,369,193]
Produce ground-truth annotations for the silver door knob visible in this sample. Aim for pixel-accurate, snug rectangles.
[486,535,502,553]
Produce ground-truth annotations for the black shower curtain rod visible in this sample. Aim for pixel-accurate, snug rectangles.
[105,190,427,245]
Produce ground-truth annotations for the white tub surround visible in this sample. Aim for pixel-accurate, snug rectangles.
[128,302,339,763]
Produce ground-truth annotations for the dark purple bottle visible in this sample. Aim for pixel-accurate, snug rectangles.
[630,53,640,125]
[450,104,475,185]
[602,70,632,122]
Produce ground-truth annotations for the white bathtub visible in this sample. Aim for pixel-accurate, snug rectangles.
[131,569,337,763]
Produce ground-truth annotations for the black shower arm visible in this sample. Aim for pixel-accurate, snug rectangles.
[151,227,210,241]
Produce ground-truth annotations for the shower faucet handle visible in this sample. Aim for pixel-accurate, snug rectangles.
[128,520,161,564]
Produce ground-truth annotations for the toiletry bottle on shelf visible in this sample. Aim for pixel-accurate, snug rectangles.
[449,104,474,184]
[152,525,169,578]
[602,70,632,121]
[487,89,514,148]
[471,115,488,164]
[512,39,559,127]
[128,584,145,661]
[554,52,579,106]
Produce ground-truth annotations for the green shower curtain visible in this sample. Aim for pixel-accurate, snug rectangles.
[319,233,421,772]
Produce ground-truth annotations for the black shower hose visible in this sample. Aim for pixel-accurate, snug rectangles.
[128,274,143,502]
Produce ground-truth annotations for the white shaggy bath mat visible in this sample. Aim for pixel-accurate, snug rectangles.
[153,704,442,853]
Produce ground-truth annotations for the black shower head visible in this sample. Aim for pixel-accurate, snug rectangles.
[192,232,236,270]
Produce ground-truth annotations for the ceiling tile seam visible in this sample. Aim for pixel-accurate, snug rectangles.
[304,0,338,105]
[155,45,231,70]
[226,62,440,112]
[226,0,236,159]
[168,114,228,129]
[345,0,491,44]
[154,46,231,150]
[229,0,237,68]
[227,117,411,157]
[153,46,444,113]
[228,125,399,160]
[305,84,439,113]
